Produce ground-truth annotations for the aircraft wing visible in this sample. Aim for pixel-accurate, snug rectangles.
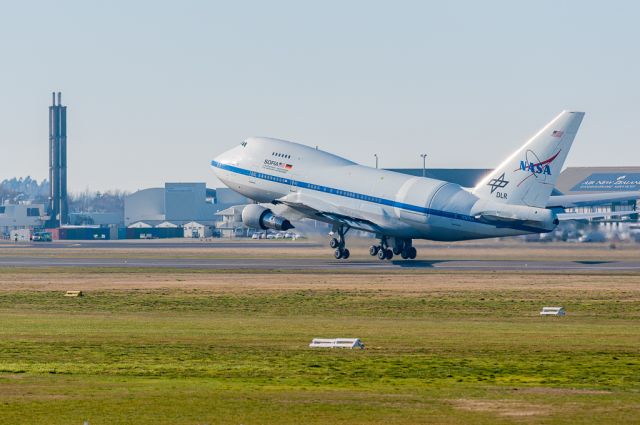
[547,192,640,208]
[274,192,384,233]
[556,210,637,221]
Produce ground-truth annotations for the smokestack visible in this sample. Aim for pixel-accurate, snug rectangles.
[48,91,68,227]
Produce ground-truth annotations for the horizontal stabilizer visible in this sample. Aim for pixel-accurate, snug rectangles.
[474,212,548,225]
[471,200,557,230]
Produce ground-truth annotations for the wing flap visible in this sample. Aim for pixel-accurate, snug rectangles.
[275,192,383,233]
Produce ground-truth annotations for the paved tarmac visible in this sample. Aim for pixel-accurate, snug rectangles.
[0,256,638,271]
[0,241,322,249]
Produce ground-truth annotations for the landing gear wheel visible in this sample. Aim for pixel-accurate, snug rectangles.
[377,248,387,260]
[393,247,402,255]
[330,225,352,260]
[408,246,417,259]
[401,249,409,260]
[369,245,379,256]
[385,249,394,260]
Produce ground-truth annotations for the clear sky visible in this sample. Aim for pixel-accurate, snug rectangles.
[1,0,638,192]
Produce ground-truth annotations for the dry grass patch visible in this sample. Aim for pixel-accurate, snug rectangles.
[452,398,552,418]
[0,270,639,294]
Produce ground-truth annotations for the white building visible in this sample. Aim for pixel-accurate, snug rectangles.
[215,205,249,238]
[183,221,215,238]
[0,203,46,237]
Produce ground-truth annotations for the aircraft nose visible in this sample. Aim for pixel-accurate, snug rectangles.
[213,148,232,165]
[211,146,238,178]
[211,151,228,174]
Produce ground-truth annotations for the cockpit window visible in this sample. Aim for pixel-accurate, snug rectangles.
[241,141,248,147]
[271,152,292,159]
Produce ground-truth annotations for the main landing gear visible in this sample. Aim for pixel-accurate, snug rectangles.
[329,225,351,260]
[369,237,417,261]
[329,229,417,261]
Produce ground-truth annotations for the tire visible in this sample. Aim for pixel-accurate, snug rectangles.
[393,247,402,255]
[342,248,350,259]
[369,245,379,256]
[385,249,393,260]
[401,249,409,260]
[329,238,339,249]
[334,248,343,259]
[408,246,417,259]
[377,248,387,260]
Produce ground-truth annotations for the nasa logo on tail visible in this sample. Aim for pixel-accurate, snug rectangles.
[515,150,560,187]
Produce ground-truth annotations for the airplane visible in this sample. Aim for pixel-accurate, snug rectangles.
[212,111,638,260]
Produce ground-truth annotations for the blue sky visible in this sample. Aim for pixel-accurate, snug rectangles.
[1,0,638,191]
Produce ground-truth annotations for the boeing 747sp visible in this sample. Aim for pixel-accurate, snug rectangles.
[212,111,637,260]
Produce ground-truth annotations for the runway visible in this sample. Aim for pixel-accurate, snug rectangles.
[0,241,322,249]
[1,256,639,271]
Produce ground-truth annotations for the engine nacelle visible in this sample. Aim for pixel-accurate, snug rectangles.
[241,204,294,231]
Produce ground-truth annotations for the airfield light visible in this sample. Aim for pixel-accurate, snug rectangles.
[420,153,428,177]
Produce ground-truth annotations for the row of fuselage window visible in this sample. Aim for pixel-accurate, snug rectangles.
[256,173,385,204]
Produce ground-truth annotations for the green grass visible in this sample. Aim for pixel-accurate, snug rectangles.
[0,278,639,424]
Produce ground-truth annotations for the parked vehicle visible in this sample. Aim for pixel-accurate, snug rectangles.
[32,231,52,242]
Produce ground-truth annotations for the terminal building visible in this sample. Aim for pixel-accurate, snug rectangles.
[556,166,640,208]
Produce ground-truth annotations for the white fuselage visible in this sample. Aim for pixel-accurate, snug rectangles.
[212,137,551,241]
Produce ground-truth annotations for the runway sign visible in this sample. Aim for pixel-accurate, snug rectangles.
[540,306,565,316]
[309,338,365,349]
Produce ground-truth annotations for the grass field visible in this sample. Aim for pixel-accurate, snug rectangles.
[0,245,639,424]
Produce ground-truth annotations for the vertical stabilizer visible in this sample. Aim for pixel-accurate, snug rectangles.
[473,111,584,208]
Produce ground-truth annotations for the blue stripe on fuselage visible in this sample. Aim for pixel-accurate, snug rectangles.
[210,160,548,234]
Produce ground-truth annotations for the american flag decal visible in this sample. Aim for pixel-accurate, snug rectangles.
[552,130,564,138]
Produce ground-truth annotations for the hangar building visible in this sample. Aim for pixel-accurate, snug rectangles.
[124,182,250,238]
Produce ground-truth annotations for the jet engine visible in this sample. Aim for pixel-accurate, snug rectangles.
[242,204,294,231]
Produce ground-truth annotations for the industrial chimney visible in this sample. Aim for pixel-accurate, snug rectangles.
[48,92,68,227]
